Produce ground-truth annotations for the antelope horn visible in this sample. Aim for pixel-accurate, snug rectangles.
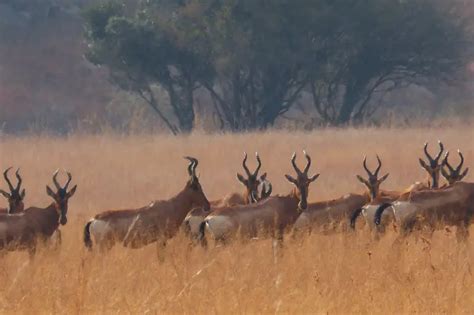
[242,152,251,177]
[3,167,14,192]
[291,153,302,176]
[53,169,61,190]
[423,142,434,163]
[15,168,22,191]
[456,149,464,173]
[363,156,373,177]
[303,150,311,174]
[64,171,72,191]
[184,156,198,176]
[253,152,261,177]
[434,140,444,162]
[375,155,382,177]
[443,152,455,173]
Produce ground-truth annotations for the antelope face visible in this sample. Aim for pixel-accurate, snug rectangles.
[0,167,25,214]
[237,152,269,203]
[46,170,77,225]
[441,150,469,185]
[184,157,210,211]
[419,141,445,189]
[356,155,389,201]
[285,151,320,211]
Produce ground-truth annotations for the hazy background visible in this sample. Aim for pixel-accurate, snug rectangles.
[1,0,474,134]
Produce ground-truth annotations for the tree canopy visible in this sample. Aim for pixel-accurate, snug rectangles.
[83,0,473,133]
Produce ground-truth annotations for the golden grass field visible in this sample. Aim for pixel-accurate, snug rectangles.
[0,127,473,314]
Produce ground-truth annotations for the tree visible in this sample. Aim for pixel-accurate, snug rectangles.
[83,1,213,134]
[308,0,473,125]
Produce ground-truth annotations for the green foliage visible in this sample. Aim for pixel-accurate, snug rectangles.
[82,0,473,132]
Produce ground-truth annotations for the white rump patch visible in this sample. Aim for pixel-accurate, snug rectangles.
[90,220,112,243]
[205,215,234,240]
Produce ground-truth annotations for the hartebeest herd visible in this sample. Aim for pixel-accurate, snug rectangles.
[0,141,472,260]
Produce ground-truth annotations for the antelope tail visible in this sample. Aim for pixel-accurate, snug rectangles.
[197,221,208,248]
[83,221,93,250]
[374,203,393,226]
[350,208,363,229]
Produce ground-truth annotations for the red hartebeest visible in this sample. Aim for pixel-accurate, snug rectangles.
[0,170,76,257]
[349,155,399,231]
[374,181,474,241]
[0,167,25,214]
[183,152,272,241]
[83,157,210,253]
[199,151,319,246]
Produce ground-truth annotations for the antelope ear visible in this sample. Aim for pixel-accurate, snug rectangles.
[237,173,247,185]
[378,173,389,183]
[0,189,9,198]
[460,168,469,180]
[46,185,56,198]
[419,159,429,170]
[356,175,368,185]
[67,185,77,198]
[309,173,320,182]
[285,174,297,185]
[20,189,26,199]
[260,172,267,181]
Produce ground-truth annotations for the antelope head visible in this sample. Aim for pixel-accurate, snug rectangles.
[441,150,469,185]
[237,152,270,203]
[356,155,389,201]
[419,141,444,188]
[46,170,77,225]
[285,151,320,211]
[184,157,210,211]
[0,167,25,214]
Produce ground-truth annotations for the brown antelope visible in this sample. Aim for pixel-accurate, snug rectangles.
[374,181,474,241]
[0,167,25,214]
[292,193,369,236]
[0,170,76,257]
[183,152,272,241]
[349,155,398,231]
[198,151,319,245]
[441,150,469,185]
[83,157,210,252]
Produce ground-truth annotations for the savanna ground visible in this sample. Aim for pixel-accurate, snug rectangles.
[0,126,473,314]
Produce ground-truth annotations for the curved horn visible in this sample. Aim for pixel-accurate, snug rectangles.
[64,171,72,191]
[443,152,455,173]
[303,150,311,174]
[52,169,61,190]
[253,152,262,177]
[423,142,434,163]
[362,156,373,177]
[184,156,198,176]
[291,153,302,176]
[242,152,251,176]
[15,168,22,191]
[456,150,464,173]
[3,167,14,192]
[434,140,444,162]
[375,155,382,177]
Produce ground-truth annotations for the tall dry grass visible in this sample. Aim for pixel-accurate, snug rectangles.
[0,127,473,314]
